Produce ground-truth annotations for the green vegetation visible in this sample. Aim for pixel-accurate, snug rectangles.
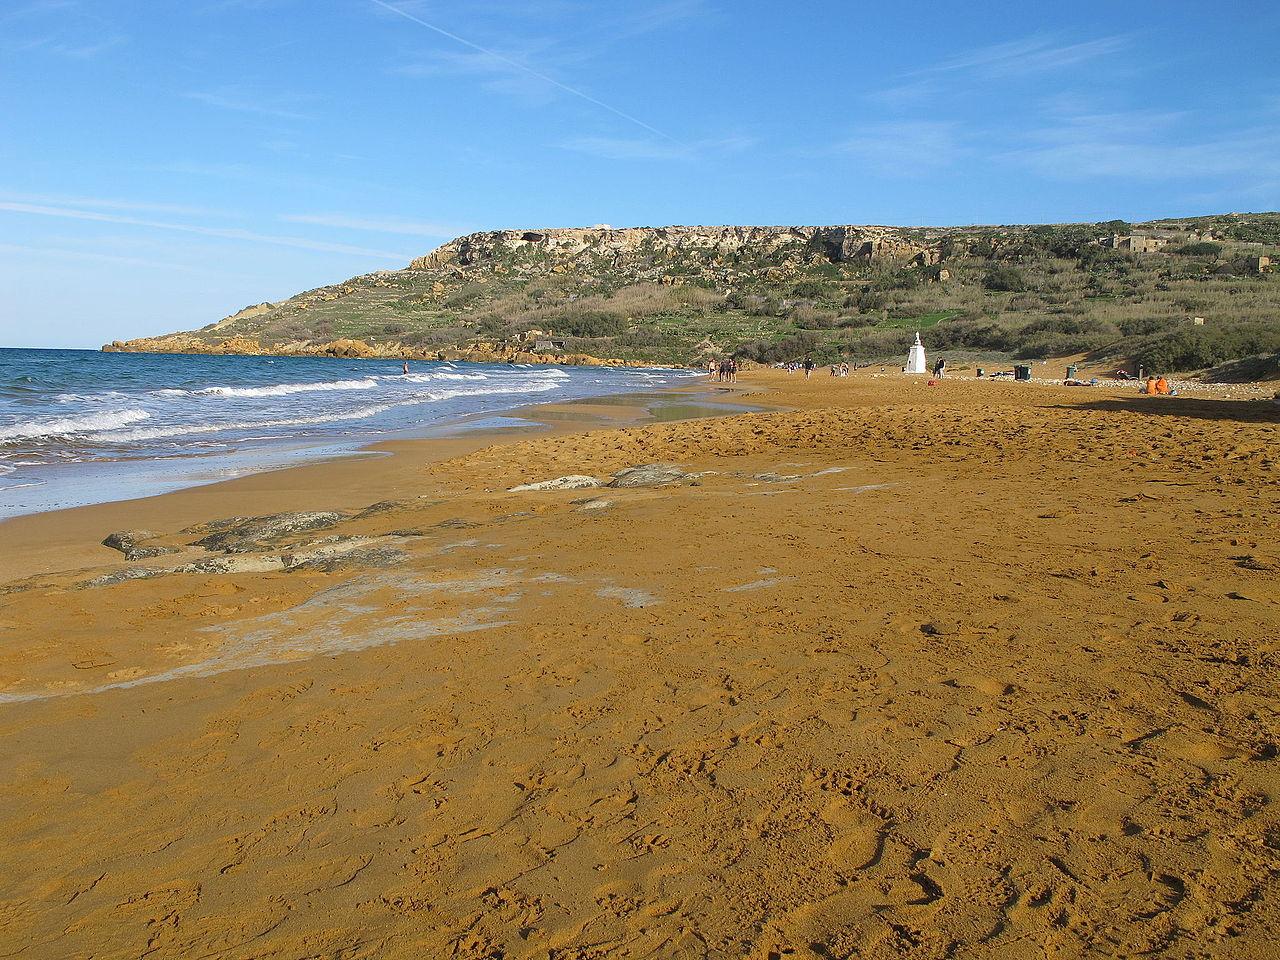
[166,213,1280,375]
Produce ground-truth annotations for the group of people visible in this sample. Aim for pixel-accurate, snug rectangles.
[828,362,850,377]
[1144,375,1173,396]
[708,358,739,382]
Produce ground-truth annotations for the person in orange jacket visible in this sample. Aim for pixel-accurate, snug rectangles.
[1155,376,1170,395]
[1145,377,1158,395]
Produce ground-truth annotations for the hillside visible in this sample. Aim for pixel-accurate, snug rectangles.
[105,214,1280,375]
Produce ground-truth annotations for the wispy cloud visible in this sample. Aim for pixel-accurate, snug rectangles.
[0,201,413,260]
[279,213,460,237]
[185,87,312,120]
[911,33,1127,78]
[826,121,964,175]
[0,190,230,219]
[369,0,678,143]
[561,134,752,161]
[1007,110,1280,180]
[0,241,229,275]
[1,0,126,58]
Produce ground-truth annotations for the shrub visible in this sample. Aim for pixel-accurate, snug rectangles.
[546,310,626,338]
[983,266,1027,292]
[1132,324,1280,372]
[1171,241,1224,257]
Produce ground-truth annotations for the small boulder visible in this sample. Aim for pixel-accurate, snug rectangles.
[607,464,688,488]
[191,511,345,553]
[509,475,602,492]
[101,530,177,561]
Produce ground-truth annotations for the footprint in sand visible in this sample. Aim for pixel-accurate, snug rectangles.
[821,798,885,871]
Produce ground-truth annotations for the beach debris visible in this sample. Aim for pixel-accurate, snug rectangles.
[921,619,962,637]
[71,651,118,670]
[753,472,801,483]
[575,498,614,512]
[607,463,689,488]
[101,530,177,561]
[509,475,602,492]
[189,511,346,553]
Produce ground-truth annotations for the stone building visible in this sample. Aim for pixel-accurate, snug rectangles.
[1102,233,1169,253]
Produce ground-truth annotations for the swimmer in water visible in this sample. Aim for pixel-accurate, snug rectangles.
[403,361,410,375]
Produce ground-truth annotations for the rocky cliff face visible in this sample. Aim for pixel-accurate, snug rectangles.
[106,223,962,362]
[412,224,945,274]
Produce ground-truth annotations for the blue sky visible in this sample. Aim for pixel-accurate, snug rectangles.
[1,0,1277,348]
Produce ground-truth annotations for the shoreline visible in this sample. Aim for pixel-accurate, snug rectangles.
[0,374,757,583]
[0,353,712,526]
[0,368,1276,956]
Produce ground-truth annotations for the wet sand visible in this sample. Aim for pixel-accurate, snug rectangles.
[1,370,1277,958]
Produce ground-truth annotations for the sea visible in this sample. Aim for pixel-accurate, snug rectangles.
[0,348,698,520]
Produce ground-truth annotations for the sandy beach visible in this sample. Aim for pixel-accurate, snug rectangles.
[1,369,1278,958]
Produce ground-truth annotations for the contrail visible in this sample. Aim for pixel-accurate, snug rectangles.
[368,0,678,144]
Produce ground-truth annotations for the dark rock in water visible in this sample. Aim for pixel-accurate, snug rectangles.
[607,464,688,488]
[191,511,346,553]
[102,530,176,561]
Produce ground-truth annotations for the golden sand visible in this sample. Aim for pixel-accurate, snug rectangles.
[1,370,1277,958]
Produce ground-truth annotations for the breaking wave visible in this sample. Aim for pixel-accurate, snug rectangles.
[0,409,151,443]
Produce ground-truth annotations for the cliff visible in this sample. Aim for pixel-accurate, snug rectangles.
[103,215,1280,372]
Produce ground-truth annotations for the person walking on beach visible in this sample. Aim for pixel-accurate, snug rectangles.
[803,357,815,378]
[933,358,946,379]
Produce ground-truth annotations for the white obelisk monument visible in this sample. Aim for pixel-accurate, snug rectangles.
[906,332,927,374]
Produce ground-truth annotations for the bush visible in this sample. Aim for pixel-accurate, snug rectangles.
[1171,241,1224,257]
[791,279,828,299]
[1131,323,1280,372]
[983,266,1027,292]
[546,310,626,338]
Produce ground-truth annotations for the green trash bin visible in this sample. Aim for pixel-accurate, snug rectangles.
[1066,364,1079,380]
